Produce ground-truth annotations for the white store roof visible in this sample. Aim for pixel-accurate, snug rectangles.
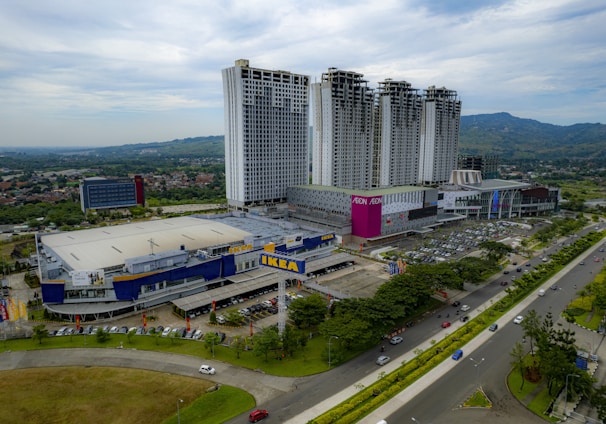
[40,216,252,271]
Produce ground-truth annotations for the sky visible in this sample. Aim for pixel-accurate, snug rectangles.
[0,0,605,148]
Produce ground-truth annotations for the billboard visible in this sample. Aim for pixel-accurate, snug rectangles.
[71,269,105,286]
[285,234,304,249]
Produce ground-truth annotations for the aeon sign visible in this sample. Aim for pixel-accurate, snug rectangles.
[351,195,382,238]
[352,197,382,205]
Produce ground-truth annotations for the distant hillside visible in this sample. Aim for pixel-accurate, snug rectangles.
[4,113,605,163]
[459,112,606,161]
[77,135,226,158]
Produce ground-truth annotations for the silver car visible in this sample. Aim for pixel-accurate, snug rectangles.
[376,355,390,366]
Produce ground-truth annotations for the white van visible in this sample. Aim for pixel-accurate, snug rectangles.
[538,289,545,296]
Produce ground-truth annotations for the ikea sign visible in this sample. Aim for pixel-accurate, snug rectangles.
[260,253,306,274]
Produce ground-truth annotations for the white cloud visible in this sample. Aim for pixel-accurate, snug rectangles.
[0,0,605,147]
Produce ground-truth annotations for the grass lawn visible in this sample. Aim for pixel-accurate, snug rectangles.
[527,385,559,422]
[0,367,254,424]
[508,369,539,400]
[1,330,363,377]
[508,367,559,423]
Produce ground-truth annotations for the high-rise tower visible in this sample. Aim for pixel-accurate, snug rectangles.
[222,59,309,210]
[418,86,462,185]
[311,68,374,190]
[373,79,423,187]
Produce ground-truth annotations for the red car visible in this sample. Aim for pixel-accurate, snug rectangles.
[249,409,269,422]
[441,321,451,328]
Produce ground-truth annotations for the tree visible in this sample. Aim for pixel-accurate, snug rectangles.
[288,294,328,329]
[478,240,513,263]
[509,342,526,390]
[452,256,494,285]
[520,309,541,357]
[224,310,244,326]
[96,328,110,343]
[319,309,375,349]
[126,328,136,344]
[231,335,246,359]
[253,326,280,361]
[204,332,221,353]
[31,324,49,344]
[281,325,304,358]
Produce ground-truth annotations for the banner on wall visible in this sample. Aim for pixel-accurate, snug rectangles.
[71,270,105,286]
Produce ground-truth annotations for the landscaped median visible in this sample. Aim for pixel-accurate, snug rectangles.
[309,230,606,424]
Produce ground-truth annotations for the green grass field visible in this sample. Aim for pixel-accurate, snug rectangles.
[0,367,254,424]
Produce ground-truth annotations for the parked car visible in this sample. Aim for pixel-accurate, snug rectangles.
[215,332,226,343]
[389,336,403,345]
[192,329,203,340]
[376,355,391,366]
[161,327,172,337]
[489,323,498,332]
[459,315,469,323]
[248,409,269,422]
[198,364,216,375]
[452,349,463,360]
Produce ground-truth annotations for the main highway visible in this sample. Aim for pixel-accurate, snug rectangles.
[369,236,605,424]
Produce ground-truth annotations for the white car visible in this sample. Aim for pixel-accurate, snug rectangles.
[460,305,470,312]
[199,364,216,375]
[389,336,403,345]
[161,326,172,337]
[513,315,524,324]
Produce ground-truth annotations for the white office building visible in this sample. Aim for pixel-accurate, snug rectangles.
[418,86,462,185]
[374,79,423,187]
[222,59,310,210]
[311,68,375,190]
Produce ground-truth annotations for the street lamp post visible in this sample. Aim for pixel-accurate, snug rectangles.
[564,374,579,416]
[177,399,183,424]
[469,357,485,387]
[328,336,339,367]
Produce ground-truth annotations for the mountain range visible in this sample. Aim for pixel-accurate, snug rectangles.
[459,112,606,161]
[4,113,606,162]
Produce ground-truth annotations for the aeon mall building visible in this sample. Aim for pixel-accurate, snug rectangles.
[287,184,439,244]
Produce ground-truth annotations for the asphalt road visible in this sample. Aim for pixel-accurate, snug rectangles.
[380,236,605,424]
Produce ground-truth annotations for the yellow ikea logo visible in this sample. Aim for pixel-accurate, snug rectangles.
[321,234,335,241]
[260,253,305,274]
